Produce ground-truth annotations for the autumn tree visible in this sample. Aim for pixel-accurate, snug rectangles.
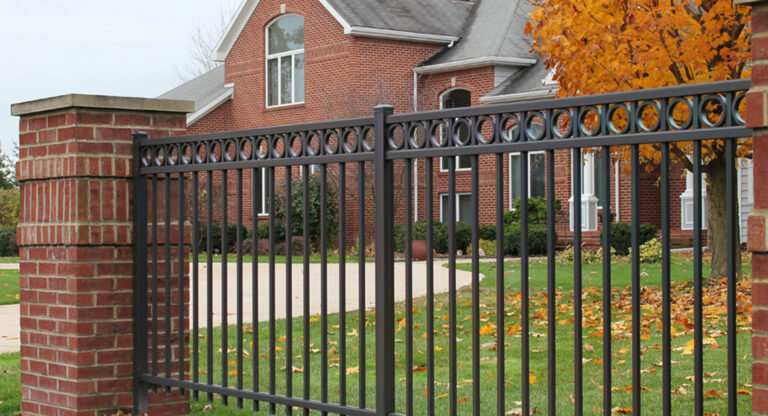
[526,0,751,279]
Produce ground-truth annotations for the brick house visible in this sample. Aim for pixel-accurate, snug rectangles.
[160,0,754,248]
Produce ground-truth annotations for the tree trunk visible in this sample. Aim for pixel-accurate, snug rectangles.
[705,158,742,281]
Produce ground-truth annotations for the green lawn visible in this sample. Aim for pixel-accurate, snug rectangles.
[0,254,752,415]
[0,353,20,416]
[186,253,752,415]
[0,270,19,306]
[0,258,18,264]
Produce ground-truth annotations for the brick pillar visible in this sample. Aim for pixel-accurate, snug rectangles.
[11,94,193,416]
[745,1,768,414]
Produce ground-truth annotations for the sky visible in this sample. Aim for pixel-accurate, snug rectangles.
[0,0,242,158]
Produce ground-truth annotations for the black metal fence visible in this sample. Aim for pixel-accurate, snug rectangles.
[133,79,751,415]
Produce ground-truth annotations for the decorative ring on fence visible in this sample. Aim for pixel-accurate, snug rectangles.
[577,106,600,137]
[475,116,495,145]
[237,138,251,161]
[254,136,268,160]
[322,129,341,155]
[388,124,405,150]
[209,142,221,163]
[636,101,662,132]
[180,143,192,165]
[361,126,375,152]
[194,143,206,164]
[552,109,573,139]
[699,94,727,128]
[526,111,547,140]
[666,98,694,130]
[287,133,303,157]
[453,118,472,146]
[271,135,286,159]
[606,103,630,135]
[500,113,521,143]
[408,122,427,149]
[223,139,237,162]
[342,128,357,154]
[733,92,746,125]
[430,119,449,148]
[141,147,152,167]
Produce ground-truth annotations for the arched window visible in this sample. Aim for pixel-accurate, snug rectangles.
[439,88,472,171]
[266,14,304,107]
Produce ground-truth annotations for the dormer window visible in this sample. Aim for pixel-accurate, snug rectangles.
[266,14,304,107]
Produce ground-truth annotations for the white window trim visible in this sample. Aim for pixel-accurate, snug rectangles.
[438,87,472,172]
[439,192,471,223]
[265,15,305,108]
[257,167,268,216]
[508,151,546,211]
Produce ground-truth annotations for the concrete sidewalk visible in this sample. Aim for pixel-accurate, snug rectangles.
[0,263,19,352]
[0,261,477,352]
[0,304,20,353]
[194,260,475,328]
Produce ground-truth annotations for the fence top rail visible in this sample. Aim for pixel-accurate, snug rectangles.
[135,79,750,174]
[386,78,750,124]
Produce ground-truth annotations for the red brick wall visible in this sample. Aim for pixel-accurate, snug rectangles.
[749,3,768,413]
[16,104,190,416]
[187,100,232,135]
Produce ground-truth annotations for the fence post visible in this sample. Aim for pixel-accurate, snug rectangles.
[373,104,395,416]
[132,132,149,414]
[745,1,768,413]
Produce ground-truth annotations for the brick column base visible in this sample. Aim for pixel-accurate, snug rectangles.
[12,94,193,416]
[746,1,768,414]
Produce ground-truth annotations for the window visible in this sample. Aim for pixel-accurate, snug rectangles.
[509,151,546,208]
[440,193,472,224]
[439,89,472,171]
[266,15,304,107]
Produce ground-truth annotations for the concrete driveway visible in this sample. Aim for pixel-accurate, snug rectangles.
[195,260,474,327]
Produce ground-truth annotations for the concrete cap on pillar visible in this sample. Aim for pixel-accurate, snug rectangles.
[11,93,194,117]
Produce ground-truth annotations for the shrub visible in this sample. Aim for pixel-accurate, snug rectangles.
[257,222,270,240]
[557,245,618,264]
[394,223,406,253]
[197,223,249,254]
[454,222,471,253]
[556,245,575,264]
[467,239,497,257]
[633,238,662,263]
[274,175,339,249]
[503,223,552,256]
[506,197,562,226]
[480,224,498,241]
[603,222,657,255]
[0,188,19,228]
[0,227,17,257]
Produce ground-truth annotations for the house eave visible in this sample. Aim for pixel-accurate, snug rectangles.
[212,0,262,62]
[347,26,459,44]
[187,85,235,126]
[415,57,537,75]
[479,88,557,104]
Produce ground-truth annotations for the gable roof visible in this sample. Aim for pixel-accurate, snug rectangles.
[159,65,233,125]
[480,59,558,103]
[416,0,536,74]
[213,0,474,61]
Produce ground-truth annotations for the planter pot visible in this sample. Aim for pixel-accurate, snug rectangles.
[411,240,427,261]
